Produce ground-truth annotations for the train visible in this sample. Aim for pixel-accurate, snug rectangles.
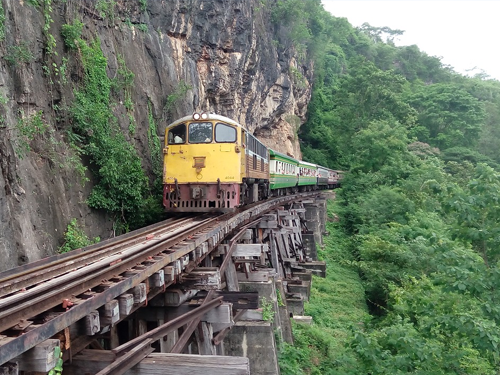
[162,113,342,212]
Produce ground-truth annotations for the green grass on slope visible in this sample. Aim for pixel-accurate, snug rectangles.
[279,200,368,374]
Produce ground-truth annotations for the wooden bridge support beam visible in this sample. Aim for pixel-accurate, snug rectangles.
[64,351,250,375]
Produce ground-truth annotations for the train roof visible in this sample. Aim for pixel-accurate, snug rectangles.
[270,149,322,168]
[319,166,345,174]
[269,149,298,163]
[166,113,243,129]
[298,160,317,168]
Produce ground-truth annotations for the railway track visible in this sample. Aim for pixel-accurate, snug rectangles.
[0,215,198,298]
[0,213,224,364]
[0,214,220,333]
[0,192,321,366]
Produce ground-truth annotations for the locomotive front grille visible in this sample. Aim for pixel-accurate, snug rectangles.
[164,183,240,212]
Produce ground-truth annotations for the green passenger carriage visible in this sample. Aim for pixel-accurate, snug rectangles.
[269,149,299,190]
[298,160,318,189]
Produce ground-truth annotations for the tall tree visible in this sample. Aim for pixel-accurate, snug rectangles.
[444,163,500,266]
[406,83,485,150]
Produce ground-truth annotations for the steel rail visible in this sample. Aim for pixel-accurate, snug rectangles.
[0,215,199,297]
[0,214,225,365]
[0,216,220,333]
[0,217,183,280]
[0,217,206,310]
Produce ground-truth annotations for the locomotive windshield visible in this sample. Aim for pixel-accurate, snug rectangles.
[167,123,186,144]
[215,123,237,142]
[189,122,213,143]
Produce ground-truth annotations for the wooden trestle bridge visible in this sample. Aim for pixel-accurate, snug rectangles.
[0,192,330,375]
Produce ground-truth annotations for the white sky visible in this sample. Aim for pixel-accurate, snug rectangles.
[321,1,500,81]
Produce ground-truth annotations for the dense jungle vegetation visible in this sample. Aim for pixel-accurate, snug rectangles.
[275,0,500,373]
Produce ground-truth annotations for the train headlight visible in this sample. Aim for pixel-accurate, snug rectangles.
[193,113,201,120]
[201,112,209,120]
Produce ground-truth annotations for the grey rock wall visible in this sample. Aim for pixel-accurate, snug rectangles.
[0,0,312,271]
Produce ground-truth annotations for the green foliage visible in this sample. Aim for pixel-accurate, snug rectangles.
[276,288,285,307]
[40,0,56,55]
[441,146,498,169]
[59,218,99,253]
[392,45,453,82]
[291,2,500,373]
[474,79,500,162]
[43,59,69,86]
[70,38,150,229]
[353,270,499,375]
[359,23,404,44]
[137,23,148,33]
[14,110,47,158]
[163,81,191,118]
[357,186,415,229]
[26,0,41,7]
[4,42,34,68]
[444,163,500,265]
[280,324,348,375]
[139,0,147,12]
[47,346,63,375]
[289,66,307,89]
[350,119,410,174]
[26,0,56,55]
[0,1,5,42]
[112,54,135,106]
[300,58,417,170]
[96,0,116,22]
[128,114,136,135]
[114,54,136,139]
[279,206,368,374]
[260,297,274,321]
[54,138,89,185]
[147,102,162,184]
[10,107,88,181]
[58,57,69,85]
[61,20,84,50]
[271,0,331,62]
[406,83,485,150]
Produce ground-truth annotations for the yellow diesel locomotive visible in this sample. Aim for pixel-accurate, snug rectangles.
[163,113,270,212]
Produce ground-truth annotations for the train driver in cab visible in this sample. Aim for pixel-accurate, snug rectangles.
[168,123,186,144]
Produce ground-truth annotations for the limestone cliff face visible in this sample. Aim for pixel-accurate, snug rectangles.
[0,0,312,271]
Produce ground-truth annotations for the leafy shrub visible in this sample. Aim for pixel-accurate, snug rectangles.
[0,2,5,41]
[4,42,34,68]
[14,110,47,158]
[70,38,154,229]
[260,297,275,321]
[59,218,99,253]
[96,0,116,21]
[61,20,83,50]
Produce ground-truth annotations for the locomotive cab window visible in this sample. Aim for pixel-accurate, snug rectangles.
[189,122,213,143]
[215,123,237,143]
[168,123,186,144]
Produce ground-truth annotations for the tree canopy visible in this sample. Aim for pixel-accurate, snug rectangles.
[274,0,500,373]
